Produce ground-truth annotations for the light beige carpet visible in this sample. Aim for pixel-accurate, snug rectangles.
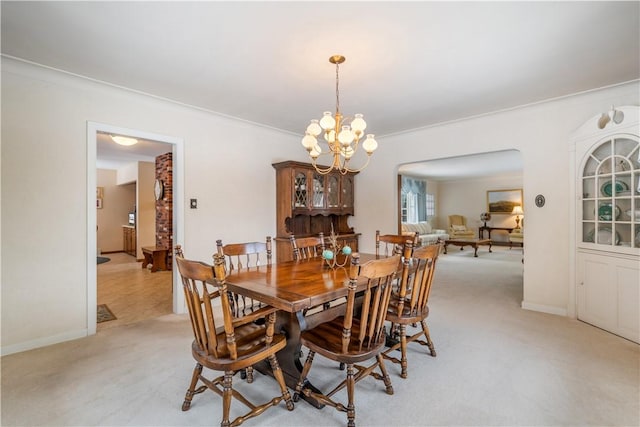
[1,247,638,426]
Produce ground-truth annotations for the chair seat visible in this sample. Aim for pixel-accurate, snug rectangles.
[193,325,287,371]
[301,316,386,364]
[386,297,429,324]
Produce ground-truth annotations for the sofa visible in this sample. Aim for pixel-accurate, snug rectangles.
[401,222,449,246]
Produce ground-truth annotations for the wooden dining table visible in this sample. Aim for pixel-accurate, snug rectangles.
[219,253,388,408]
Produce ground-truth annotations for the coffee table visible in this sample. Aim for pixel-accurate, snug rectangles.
[443,238,492,257]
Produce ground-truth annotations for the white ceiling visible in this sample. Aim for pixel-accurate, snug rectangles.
[399,149,523,181]
[2,1,638,175]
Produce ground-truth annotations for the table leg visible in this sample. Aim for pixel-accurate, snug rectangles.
[443,243,449,254]
[473,244,479,257]
[254,310,325,409]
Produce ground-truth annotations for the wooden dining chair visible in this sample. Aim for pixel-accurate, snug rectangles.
[216,237,272,270]
[216,237,272,317]
[376,230,418,256]
[216,237,273,381]
[290,233,325,260]
[292,253,401,427]
[383,241,441,378]
[174,246,294,427]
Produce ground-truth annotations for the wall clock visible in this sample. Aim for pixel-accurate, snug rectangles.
[154,179,164,201]
[535,194,545,207]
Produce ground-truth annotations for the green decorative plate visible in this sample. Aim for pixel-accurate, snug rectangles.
[598,203,620,221]
[601,180,629,197]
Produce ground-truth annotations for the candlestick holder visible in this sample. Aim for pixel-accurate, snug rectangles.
[322,226,352,269]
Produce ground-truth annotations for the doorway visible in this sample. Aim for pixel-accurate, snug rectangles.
[87,122,185,335]
[397,149,524,303]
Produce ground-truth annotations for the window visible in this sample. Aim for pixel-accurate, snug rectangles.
[405,191,418,223]
[401,176,435,223]
[425,193,435,219]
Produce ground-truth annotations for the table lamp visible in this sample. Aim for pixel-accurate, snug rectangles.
[512,206,524,230]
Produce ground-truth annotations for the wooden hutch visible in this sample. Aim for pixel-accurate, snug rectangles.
[273,160,360,262]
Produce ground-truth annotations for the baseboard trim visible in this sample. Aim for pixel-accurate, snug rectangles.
[521,301,567,317]
[1,329,88,356]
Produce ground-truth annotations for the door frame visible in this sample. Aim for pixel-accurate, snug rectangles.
[87,121,185,335]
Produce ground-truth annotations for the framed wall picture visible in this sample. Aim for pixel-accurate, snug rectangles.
[487,189,522,214]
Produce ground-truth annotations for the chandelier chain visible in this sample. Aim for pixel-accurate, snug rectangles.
[335,61,340,115]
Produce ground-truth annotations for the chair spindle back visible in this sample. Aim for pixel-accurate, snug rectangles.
[290,233,325,260]
[344,253,401,352]
[396,243,440,318]
[175,245,226,359]
[376,230,418,256]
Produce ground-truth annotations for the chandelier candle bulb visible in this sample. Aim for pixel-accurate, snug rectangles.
[320,112,335,130]
[362,134,378,154]
[302,132,316,150]
[351,114,366,134]
[307,119,322,136]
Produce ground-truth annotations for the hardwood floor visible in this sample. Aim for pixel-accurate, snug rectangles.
[97,252,173,331]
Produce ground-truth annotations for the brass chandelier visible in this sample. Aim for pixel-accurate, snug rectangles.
[301,55,378,175]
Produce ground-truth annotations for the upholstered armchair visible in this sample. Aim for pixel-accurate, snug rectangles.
[509,226,524,247]
[448,215,476,239]
[509,226,524,262]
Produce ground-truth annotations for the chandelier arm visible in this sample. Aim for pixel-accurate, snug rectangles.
[339,154,372,175]
[310,158,336,175]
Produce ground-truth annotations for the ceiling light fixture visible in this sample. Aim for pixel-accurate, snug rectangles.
[302,55,378,175]
[111,135,138,146]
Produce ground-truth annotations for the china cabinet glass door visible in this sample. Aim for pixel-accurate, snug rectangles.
[580,136,640,249]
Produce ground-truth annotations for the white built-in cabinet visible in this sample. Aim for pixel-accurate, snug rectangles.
[571,105,639,344]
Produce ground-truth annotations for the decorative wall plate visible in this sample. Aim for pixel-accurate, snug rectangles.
[154,179,164,200]
[535,194,545,207]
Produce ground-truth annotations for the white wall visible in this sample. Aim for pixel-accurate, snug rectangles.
[1,56,638,355]
[96,169,135,253]
[136,161,156,258]
[1,58,305,355]
[438,174,524,243]
[353,80,639,318]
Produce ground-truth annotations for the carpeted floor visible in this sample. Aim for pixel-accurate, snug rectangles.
[97,304,117,323]
[1,247,638,426]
